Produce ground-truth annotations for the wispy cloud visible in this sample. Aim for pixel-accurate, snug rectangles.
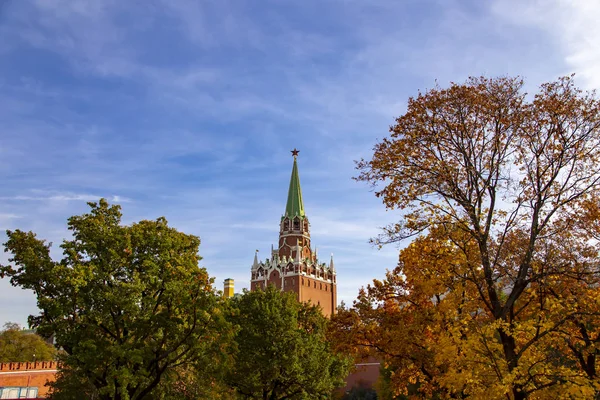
[0,214,22,231]
[0,193,130,203]
[491,0,600,89]
[0,214,20,219]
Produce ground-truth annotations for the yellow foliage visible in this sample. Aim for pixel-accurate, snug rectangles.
[335,75,600,399]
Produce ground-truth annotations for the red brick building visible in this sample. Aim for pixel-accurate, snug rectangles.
[342,357,381,395]
[250,149,337,316]
[0,362,58,399]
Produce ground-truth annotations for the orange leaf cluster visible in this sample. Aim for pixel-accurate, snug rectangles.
[337,75,600,399]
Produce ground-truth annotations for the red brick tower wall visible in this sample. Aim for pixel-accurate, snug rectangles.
[0,362,59,398]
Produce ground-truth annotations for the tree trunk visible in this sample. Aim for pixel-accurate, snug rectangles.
[513,387,527,400]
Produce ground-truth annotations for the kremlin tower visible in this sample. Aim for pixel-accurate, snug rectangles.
[250,149,337,316]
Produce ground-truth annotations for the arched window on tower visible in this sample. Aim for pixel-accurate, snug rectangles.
[293,217,300,231]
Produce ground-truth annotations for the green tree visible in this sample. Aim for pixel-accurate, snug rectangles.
[225,285,351,399]
[341,386,379,400]
[0,199,232,400]
[155,364,238,400]
[0,322,56,362]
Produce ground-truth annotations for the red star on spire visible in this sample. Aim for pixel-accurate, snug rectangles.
[291,148,300,157]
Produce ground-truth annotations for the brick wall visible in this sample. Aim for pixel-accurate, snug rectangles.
[337,356,381,398]
[297,276,336,316]
[0,362,59,398]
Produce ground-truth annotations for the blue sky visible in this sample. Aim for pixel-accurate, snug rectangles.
[1,0,599,327]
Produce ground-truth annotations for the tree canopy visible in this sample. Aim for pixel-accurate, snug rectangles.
[225,285,351,400]
[334,75,600,399]
[0,322,56,362]
[1,199,232,400]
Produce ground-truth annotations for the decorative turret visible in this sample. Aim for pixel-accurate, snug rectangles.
[295,240,301,263]
[252,250,259,270]
[223,278,235,299]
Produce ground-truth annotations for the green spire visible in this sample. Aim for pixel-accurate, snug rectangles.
[285,149,305,218]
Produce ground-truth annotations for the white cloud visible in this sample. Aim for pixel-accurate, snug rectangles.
[0,213,20,219]
[0,213,21,231]
[0,193,131,203]
[491,0,600,89]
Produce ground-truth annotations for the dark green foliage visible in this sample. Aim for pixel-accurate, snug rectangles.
[151,363,238,400]
[341,386,378,400]
[225,285,351,399]
[0,322,56,362]
[1,199,232,400]
[48,369,101,400]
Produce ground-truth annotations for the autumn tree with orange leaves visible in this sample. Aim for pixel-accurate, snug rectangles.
[333,76,600,399]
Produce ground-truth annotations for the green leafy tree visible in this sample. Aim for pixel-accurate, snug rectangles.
[341,386,379,400]
[155,364,238,400]
[0,199,232,400]
[0,322,56,362]
[225,285,351,399]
